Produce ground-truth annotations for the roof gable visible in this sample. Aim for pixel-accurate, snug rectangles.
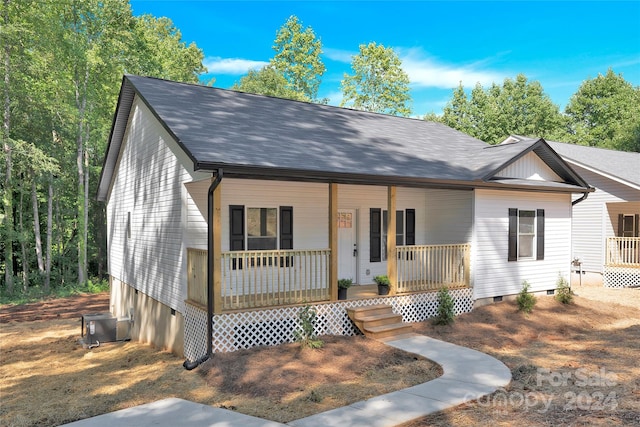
[494,151,562,182]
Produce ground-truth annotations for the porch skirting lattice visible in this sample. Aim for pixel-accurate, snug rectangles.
[184,288,473,358]
[603,266,640,288]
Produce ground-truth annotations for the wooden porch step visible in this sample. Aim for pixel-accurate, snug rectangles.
[347,304,413,340]
[364,322,414,340]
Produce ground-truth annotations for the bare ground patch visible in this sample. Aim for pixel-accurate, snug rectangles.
[2,281,639,426]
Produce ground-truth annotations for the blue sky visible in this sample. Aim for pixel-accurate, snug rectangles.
[129,1,640,116]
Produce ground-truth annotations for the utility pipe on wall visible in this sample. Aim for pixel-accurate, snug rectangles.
[184,168,223,370]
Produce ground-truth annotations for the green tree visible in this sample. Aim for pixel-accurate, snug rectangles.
[127,14,206,83]
[441,75,563,144]
[1,0,207,296]
[565,69,640,152]
[232,65,309,101]
[340,42,412,117]
[271,15,325,101]
[441,83,472,134]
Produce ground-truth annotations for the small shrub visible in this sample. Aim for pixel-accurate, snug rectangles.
[433,286,455,325]
[555,274,574,304]
[338,278,353,289]
[373,275,390,286]
[294,305,324,349]
[516,281,537,313]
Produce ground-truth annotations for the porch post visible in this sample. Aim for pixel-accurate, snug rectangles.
[329,183,338,301]
[212,180,222,314]
[387,186,397,295]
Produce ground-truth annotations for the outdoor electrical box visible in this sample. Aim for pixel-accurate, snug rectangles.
[81,312,131,347]
[82,313,116,346]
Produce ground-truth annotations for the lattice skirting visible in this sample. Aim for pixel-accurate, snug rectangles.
[603,266,640,288]
[183,288,473,359]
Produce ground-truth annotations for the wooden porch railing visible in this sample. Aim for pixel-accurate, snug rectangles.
[396,243,471,293]
[606,237,640,267]
[187,248,330,311]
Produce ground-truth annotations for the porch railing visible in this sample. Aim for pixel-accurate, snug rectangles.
[606,237,640,267]
[396,243,471,293]
[187,248,330,311]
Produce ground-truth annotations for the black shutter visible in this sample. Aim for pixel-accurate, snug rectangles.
[536,209,545,260]
[229,205,245,250]
[396,210,404,246]
[406,209,416,245]
[508,208,517,261]
[618,214,624,237]
[370,208,381,262]
[229,205,245,270]
[280,206,293,249]
[635,214,639,237]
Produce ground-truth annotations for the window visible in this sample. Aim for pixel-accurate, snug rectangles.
[383,210,404,260]
[229,205,293,251]
[508,208,545,261]
[370,208,415,262]
[618,214,639,238]
[247,208,277,250]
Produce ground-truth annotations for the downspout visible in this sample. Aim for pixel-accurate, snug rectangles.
[184,168,223,370]
[572,191,589,206]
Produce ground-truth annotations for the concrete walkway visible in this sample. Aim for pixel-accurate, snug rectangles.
[63,334,511,427]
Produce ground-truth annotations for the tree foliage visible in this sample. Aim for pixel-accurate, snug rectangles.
[271,15,325,101]
[564,69,640,152]
[340,42,412,117]
[441,74,563,144]
[1,0,206,296]
[232,65,309,101]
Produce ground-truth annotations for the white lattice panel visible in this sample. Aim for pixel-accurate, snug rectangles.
[184,288,474,356]
[184,303,208,361]
[603,266,640,288]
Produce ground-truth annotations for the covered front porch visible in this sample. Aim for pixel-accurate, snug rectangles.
[604,237,640,288]
[186,243,471,311]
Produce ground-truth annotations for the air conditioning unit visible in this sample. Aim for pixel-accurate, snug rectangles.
[81,312,131,348]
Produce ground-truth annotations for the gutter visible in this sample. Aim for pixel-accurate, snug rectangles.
[572,191,589,206]
[184,168,223,370]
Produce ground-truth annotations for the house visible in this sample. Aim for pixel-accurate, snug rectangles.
[97,75,592,360]
[503,136,639,288]
[532,138,638,287]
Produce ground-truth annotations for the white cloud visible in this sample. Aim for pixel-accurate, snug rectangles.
[203,56,269,74]
[323,47,355,63]
[398,48,505,89]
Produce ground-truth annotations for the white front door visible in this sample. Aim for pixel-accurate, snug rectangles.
[338,209,357,282]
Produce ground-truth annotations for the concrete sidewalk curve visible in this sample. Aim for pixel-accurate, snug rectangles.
[288,334,512,427]
[62,334,511,427]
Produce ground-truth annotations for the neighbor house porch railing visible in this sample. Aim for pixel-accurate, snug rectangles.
[605,237,640,267]
[187,248,330,311]
[396,243,471,293]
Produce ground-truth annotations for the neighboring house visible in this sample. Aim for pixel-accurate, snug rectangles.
[97,76,592,359]
[503,136,640,288]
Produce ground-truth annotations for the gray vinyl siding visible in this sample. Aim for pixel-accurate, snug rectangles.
[473,189,572,299]
[569,165,640,272]
[106,97,205,313]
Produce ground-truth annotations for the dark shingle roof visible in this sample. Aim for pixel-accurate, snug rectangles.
[97,76,591,201]
[547,141,640,187]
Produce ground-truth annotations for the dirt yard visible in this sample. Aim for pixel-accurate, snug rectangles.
[1,277,639,426]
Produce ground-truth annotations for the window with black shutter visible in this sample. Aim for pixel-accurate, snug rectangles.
[508,208,545,261]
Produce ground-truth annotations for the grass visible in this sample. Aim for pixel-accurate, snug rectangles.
[0,278,109,306]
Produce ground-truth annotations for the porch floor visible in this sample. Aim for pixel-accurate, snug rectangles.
[346,284,380,299]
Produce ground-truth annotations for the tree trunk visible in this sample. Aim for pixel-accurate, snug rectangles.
[2,0,13,293]
[45,179,53,293]
[75,66,89,286]
[83,125,89,280]
[32,176,44,273]
[19,176,28,292]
